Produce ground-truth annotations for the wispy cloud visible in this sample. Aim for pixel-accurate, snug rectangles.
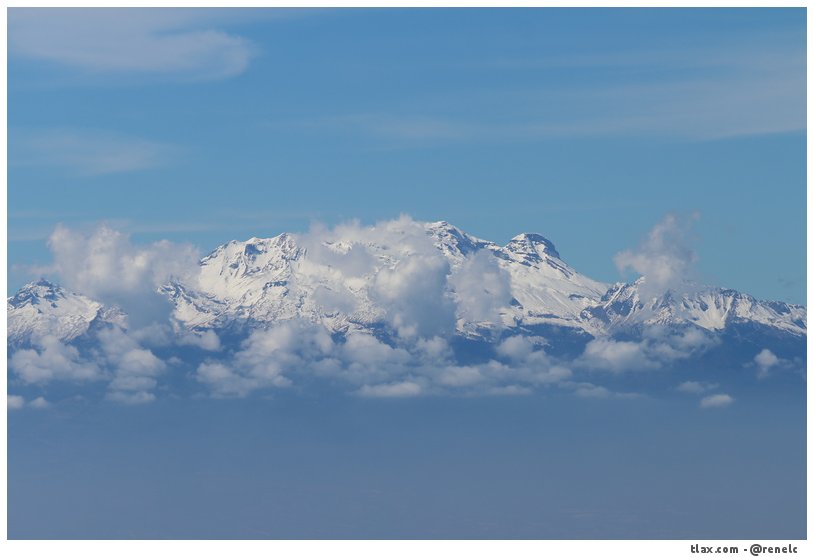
[677,380,718,394]
[11,128,177,176]
[9,8,260,82]
[289,39,804,143]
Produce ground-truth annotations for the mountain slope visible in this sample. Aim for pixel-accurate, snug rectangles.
[7,279,126,345]
[583,278,806,336]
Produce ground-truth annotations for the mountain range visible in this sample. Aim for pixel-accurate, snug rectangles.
[9,220,805,347]
[6,219,807,405]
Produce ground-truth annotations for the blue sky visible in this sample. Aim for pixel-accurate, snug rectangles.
[6,9,807,541]
[8,7,806,305]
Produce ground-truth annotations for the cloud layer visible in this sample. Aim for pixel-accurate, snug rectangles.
[8,216,792,406]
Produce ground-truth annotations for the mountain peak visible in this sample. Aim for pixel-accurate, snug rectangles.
[9,278,64,307]
[425,220,492,258]
[8,279,127,345]
[506,233,561,260]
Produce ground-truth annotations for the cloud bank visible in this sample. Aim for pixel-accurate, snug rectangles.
[7,216,783,406]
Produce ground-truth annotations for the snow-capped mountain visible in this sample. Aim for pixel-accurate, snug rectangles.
[158,221,609,336]
[7,279,126,345]
[583,278,806,336]
[7,221,806,347]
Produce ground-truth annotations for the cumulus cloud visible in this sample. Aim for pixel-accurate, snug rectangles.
[45,223,200,326]
[5,217,772,404]
[29,396,50,409]
[192,321,577,399]
[178,330,222,351]
[8,323,170,404]
[579,338,655,373]
[195,321,330,397]
[293,216,461,339]
[7,395,51,410]
[96,327,167,403]
[10,335,101,383]
[700,393,734,409]
[373,253,455,339]
[614,213,699,299]
[8,395,26,410]
[578,326,717,373]
[677,380,718,394]
[754,348,780,379]
[449,250,512,325]
[570,382,639,399]
[358,381,423,398]
[367,221,456,339]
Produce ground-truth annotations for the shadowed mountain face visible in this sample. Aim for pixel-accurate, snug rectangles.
[7,220,805,403]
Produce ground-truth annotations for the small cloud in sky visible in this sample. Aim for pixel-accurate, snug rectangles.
[9,8,256,82]
[29,396,50,409]
[700,393,734,409]
[754,348,780,379]
[613,213,699,299]
[358,381,423,398]
[11,128,177,176]
[7,395,51,410]
[677,380,718,394]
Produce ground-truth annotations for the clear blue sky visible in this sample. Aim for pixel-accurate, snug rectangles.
[8,8,806,304]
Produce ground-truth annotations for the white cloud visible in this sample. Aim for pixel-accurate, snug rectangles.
[29,396,51,409]
[613,213,699,299]
[8,395,26,410]
[497,335,535,361]
[10,335,101,383]
[106,391,157,405]
[293,216,459,339]
[449,250,513,325]
[11,129,176,176]
[677,380,718,394]
[577,325,717,373]
[438,365,485,387]
[96,327,167,402]
[9,8,255,81]
[579,338,655,373]
[45,223,200,326]
[192,318,578,399]
[574,383,611,398]
[358,381,423,398]
[700,394,734,409]
[754,348,780,379]
[178,330,222,351]
[196,362,265,398]
[195,321,332,396]
[486,385,532,396]
[570,382,639,399]
[372,250,455,340]
[7,322,173,404]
